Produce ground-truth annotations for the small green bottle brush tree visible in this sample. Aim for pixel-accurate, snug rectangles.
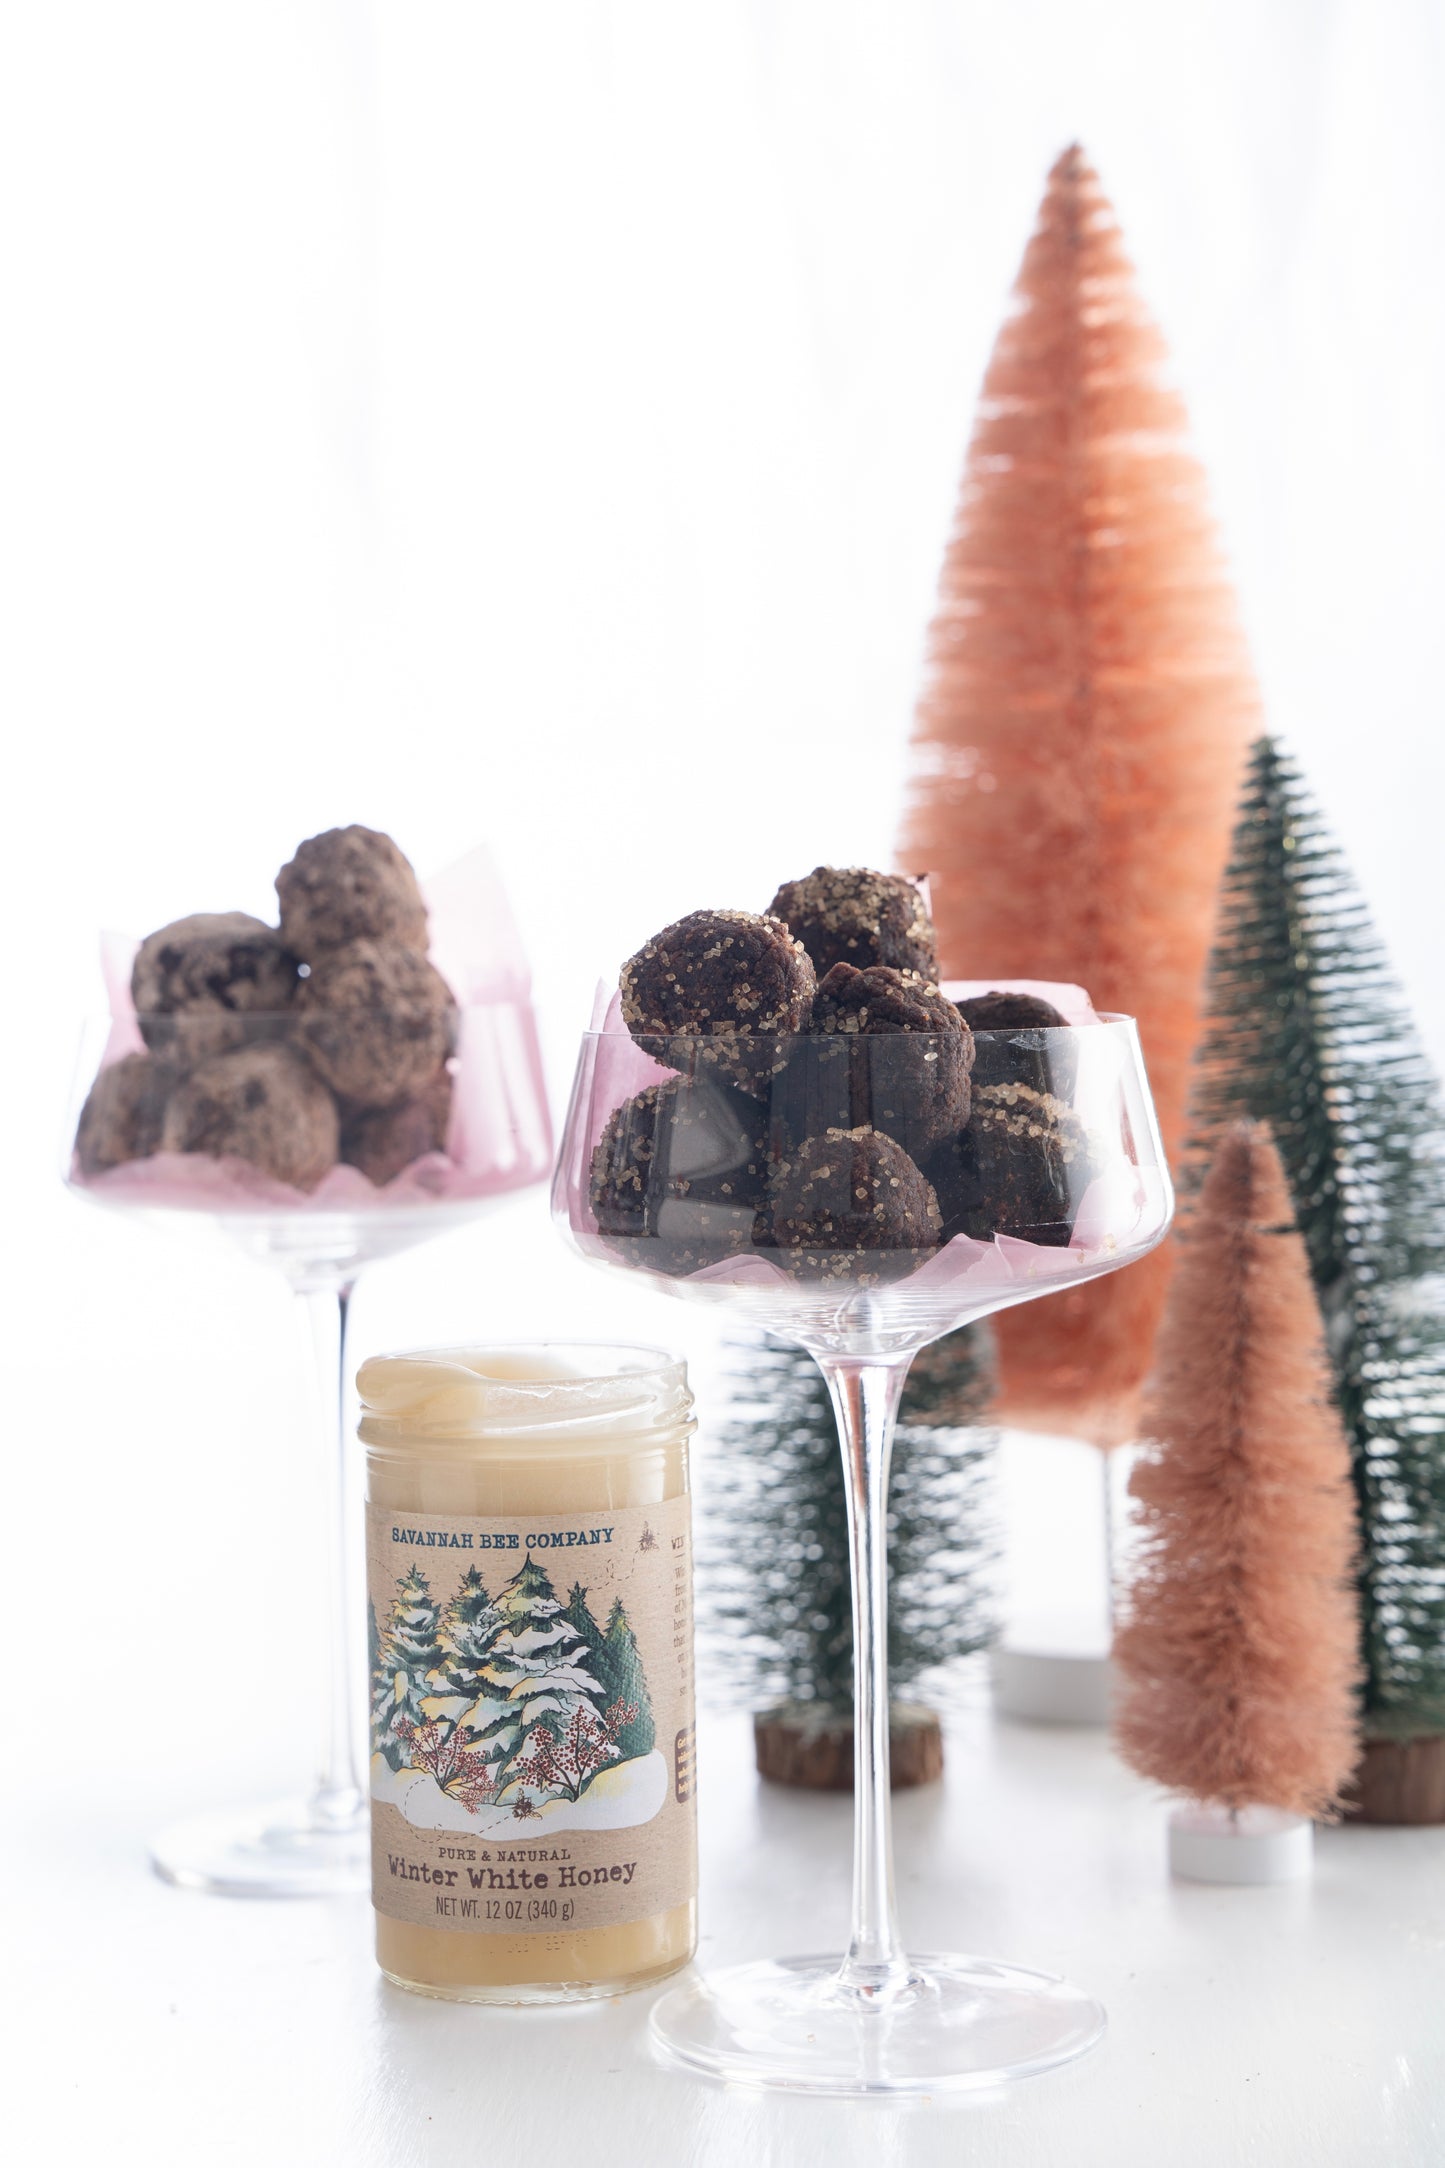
[702,1328,997,1789]
[1186,736,1445,1822]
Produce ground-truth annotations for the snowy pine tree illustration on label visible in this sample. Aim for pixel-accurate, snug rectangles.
[367,1497,696,1935]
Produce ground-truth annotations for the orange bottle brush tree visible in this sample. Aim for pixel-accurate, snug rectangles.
[1113,1121,1359,1832]
[899,144,1258,1447]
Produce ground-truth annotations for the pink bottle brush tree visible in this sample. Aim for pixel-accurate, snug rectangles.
[1113,1121,1360,1859]
[898,145,1259,1448]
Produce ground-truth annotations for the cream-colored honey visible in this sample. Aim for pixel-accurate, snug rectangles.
[360,1344,697,2003]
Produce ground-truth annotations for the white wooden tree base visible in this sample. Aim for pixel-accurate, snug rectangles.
[1167,1804,1313,1885]
[990,1644,1114,1725]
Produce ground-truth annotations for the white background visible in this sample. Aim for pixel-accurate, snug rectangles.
[2,5,1443,2161]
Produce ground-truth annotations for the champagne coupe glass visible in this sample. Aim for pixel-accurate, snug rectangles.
[553,1006,1172,2095]
[66,997,553,1898]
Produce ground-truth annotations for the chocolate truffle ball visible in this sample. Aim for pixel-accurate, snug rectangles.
[276,826,428,957]
[341,1068,453,1187]
[804,962,974,1152]
[767,867,937,981]
[917,1126,988,1246]
[74,1052,166,1177]
[619,909,816,1088]
[161,1044,340,1191]
[955,990,1076,1099]
[590,1074,774,1276]
[131,912,300,1062]
[764,1031,859,1155]
[771,1126,941,1284]
[956,992,1067,1034]
[295,940,456,1108]
[925,1082,1096,1248]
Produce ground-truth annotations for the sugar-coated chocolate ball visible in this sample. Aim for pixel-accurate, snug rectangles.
[955,992,1067,1033]
[924,1082,1095,1248]
[954,990,1076,1098]
[340,1068,453,1186]
[161,1044,339,1191]
[620,909,816,1087]
[295,940,456,1107]
[805,962,974,1151]
[276,825,428,957]
[131,912,300,1062]
[74,1051,167,1177]
[771,1126,941,1283]
[767,867,937,981]
[590,1074,774,1276]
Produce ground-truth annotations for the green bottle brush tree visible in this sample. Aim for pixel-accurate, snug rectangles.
[1185,736,1445,1821]
[702,1327,997,1789]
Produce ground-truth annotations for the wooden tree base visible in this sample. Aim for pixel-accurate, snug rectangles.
[753,1703,944,1791]
[1347,1734,1445,1825]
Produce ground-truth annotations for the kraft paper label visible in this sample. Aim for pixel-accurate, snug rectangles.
[367,1496,696,1934]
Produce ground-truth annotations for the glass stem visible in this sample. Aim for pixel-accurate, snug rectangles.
[301,1277,366,1832]
[818,1352,914,2006]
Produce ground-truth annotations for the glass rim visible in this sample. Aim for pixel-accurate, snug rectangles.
[76,997,534,1030]
[575,1013,1138,1045]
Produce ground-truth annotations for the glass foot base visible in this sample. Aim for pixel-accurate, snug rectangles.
[151,1797,369,1899]
[650,1953,1105,2096]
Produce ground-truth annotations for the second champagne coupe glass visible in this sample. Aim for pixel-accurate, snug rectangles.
[66,994,553,1897]
[554,1005,1172,2095]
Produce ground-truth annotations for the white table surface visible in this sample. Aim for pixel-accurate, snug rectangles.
[9,1691,1442,2167]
